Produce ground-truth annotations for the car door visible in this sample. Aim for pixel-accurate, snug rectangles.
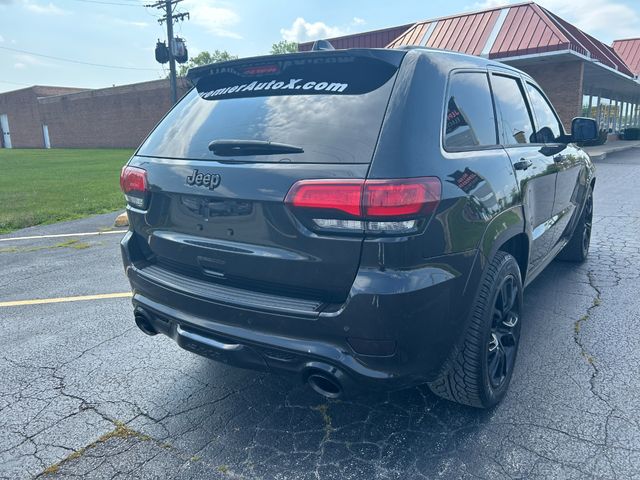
[489,71,557,270]
[524,81,584,245]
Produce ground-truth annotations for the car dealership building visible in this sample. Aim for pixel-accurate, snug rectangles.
[300,1,640,136]
[2,1,640,149]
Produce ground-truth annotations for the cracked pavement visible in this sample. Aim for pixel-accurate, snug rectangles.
[1,148,640,479]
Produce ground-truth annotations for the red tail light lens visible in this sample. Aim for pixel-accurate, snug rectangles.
[285,180,364,217]
[120,166,147,193]
[120,166,148,209]
[364,178,441,218]
[285,177,441,234]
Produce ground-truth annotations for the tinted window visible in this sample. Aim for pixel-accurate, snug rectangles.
[138,57,398,164]
[526,83,563,142]
[491,75,535,145]
[444,72,497,149]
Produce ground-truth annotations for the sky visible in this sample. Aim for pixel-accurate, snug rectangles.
[1,0,639,93]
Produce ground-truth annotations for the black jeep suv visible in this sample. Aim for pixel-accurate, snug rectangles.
[120,47,597,408]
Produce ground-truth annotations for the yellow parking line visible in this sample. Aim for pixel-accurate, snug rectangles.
[0,292,133,307]
[0,230,126,243]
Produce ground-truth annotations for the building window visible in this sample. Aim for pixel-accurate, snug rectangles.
[598,98,610,131]
[582,95,592,118]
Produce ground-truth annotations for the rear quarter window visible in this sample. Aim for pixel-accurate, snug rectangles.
[443,71,498,150]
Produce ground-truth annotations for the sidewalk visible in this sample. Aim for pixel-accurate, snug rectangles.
[583,140,640,161]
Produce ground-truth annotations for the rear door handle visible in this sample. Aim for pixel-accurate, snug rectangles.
[514,158,533,170]
[553,154,566,163]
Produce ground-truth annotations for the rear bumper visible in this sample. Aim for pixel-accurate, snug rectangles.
[121,231,480,395]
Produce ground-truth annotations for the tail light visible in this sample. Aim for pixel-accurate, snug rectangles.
[285,177,441,235]
[120,166,148,209]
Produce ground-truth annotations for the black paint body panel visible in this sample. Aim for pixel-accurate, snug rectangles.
[121,47,595,394]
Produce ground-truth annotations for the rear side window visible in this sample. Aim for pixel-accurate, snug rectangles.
[444,72,497,150]
[526,83,564,143]
[491,74,535,145]
[137,54,400,164]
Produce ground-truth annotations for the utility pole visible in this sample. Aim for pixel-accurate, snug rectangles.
[165,0,176,103]
[147,0,189,104]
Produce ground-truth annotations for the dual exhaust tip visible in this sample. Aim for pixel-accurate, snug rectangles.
[306,372,343,399]
[134,309,157,336]
[133,309,345,399]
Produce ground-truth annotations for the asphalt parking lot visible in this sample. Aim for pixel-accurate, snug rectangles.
[2,148,640,480]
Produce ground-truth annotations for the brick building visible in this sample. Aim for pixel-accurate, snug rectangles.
[0,86,86,148]
[2,1,640,149]
[0,79,189,149]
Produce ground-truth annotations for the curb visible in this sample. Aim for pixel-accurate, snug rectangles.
[585,142,640,162]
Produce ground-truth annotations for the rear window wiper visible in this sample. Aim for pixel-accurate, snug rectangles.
[208,139,304,156]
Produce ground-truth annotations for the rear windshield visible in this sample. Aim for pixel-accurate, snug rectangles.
[137,55,399,163]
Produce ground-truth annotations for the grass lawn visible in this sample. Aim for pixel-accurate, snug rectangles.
[0,149,133,234]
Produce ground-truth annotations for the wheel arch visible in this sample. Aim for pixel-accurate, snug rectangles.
[477,205,528,283]
[496,233,529,285]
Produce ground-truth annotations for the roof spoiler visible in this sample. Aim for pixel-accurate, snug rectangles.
[186,49,406,86]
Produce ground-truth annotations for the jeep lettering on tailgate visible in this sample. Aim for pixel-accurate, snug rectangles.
[186,170,221,190]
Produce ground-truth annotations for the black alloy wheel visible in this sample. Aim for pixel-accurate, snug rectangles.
[487,274,521,390]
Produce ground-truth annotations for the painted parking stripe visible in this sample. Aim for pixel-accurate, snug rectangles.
[0,292,132,307]
[0,230,127,242]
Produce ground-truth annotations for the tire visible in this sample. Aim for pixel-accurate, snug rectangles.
[557,188,593,263]
[428,251,523,408]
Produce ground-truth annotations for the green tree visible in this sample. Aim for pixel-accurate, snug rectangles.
[178,50,238,76]
[270,40,298,55]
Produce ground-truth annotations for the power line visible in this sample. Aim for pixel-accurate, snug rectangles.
[0,80,33,87]
[0,46,160,71]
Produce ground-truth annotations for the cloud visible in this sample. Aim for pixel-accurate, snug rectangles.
[537,0,640,41]
[113,18,149,28]
[471,0,508,8]
[281,17,345,42]
[23,0,69,15]
[0,35,4,42]
[470,0,640,42]
[14,62,25,69]
[352,17,366,26]
[183,0,241,38]
[13,53,52,67]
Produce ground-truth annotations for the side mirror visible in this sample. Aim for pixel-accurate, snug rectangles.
[571,117,598,143]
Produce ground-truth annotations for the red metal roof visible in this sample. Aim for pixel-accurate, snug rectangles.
[612,38,640,76]
[542,6,633,75]
[386,2,635,77]
[489,4,571,58]
[298,24,413,52]
[389,9,501,56]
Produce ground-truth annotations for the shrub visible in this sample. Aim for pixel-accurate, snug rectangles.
[623,127,640,140]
